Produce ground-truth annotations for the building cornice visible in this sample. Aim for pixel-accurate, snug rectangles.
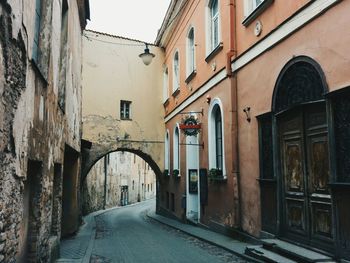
[155,0,188,47]
[231,0,341,73]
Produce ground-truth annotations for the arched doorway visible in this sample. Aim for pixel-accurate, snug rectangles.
[272,57,333,251]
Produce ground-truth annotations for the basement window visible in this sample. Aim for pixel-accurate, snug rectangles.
[120,100,131,120]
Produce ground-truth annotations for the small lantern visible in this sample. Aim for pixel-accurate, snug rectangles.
[139,43,155,66]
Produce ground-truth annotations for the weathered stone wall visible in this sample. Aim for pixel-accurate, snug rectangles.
[82,152,156,215]
[0,0,88,262]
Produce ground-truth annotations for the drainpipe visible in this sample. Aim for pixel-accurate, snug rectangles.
[226,0,236,77]
[227,0,242,230]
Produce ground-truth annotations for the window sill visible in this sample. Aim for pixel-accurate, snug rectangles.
[209,176,227,183]
[242,0,274,27]
[185,70,197,84]
[172,88,180,97]
[205,42,223,63]
[120,118,132,121]
[163,98,169,107]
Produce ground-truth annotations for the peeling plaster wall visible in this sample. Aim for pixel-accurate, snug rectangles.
[0,0,87,261]
[82,152,156,215]
[82,31,165,172]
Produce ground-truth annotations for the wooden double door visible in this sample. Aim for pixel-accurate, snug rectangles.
[278,103,334,250]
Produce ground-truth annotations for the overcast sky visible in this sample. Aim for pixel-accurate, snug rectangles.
[86,0,171,43]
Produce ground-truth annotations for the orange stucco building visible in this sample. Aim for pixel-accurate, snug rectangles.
[157,0,350,260]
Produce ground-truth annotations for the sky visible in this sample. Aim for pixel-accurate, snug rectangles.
[86,0,171,43]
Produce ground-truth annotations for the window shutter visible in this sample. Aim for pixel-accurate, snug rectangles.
[33,0,42,62]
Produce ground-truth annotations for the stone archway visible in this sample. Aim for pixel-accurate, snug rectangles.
[81,141,164,213]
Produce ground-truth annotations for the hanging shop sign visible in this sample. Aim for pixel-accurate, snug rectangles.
[179,115,201,136]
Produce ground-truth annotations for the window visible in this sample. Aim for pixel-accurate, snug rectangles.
[32,0,52,79]
[253,0,263,9]
[58,0,69,111]
[163,67,169,102]
[208,99,226,176]
[172,51,180,93]
[33,0,42,62]
[187,28,195,76]
[173,126,180,172]
[214,107,223,170]
[132,180,135,190]
[210,0,219,49]
[164,131,170,175]
[120,100,131,120]
[243,0,272,26]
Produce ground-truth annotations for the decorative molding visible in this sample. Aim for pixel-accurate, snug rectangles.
[164,69,227,123]
[232,0,340,72]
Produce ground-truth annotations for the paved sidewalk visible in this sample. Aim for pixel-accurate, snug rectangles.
[56,203,146,263]
[147,211,261,263]
[57,208,107,263]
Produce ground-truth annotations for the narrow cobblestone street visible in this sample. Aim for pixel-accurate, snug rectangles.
[58,200,252,263]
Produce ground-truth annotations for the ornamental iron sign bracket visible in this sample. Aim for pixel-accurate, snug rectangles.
[179,115,201,136]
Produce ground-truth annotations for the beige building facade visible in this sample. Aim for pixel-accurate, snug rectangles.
[81,31,165,182]
[82,151,156,215]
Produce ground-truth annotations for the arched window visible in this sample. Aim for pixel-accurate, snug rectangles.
[187,28,195,76]
[208,99,225,176]
[173,126,180,173]
[164,131,170,175]
[214,107,223,170]
[173,51,180,92]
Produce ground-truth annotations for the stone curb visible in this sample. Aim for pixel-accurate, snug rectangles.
[146,212,262,263]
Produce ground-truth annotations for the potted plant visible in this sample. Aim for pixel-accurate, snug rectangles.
[173,169,180,177]
[209,168,225,181]
[163,169,169,176]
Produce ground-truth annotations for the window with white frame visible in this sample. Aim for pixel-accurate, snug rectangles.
[120,100,131,120]
[187,28,195,76]
[208,99,226,176]
[244,0,264,17]
[163,67,169,102]
[164,131,170,175]
[210,0,219,50]
[173,126,180,172]
[173,51,180,92]
[214,107,223,170]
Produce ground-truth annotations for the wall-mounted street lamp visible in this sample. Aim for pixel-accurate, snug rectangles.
[243,107,251,122]
[139,43,155,66]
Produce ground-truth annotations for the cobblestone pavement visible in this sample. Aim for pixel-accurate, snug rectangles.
[89,200,252,263]
[145,213,250,263]
[58,200,253,263]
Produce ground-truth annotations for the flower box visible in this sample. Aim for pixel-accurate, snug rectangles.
[173,169,180,177]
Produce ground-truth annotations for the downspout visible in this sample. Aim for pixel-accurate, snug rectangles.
[226,0,236,77]
[227,0,242,230]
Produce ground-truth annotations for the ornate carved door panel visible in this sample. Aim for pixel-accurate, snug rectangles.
[280,110,309,240]
[279,103,333,249]
[305,104,333,248]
